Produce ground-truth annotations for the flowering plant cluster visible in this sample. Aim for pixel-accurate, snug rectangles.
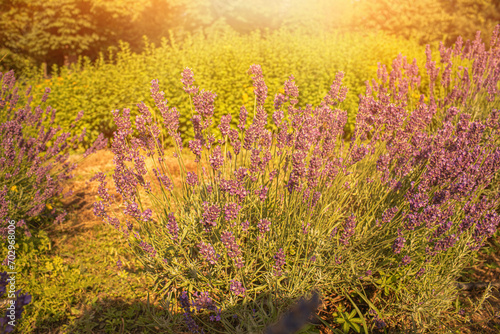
[93,26,500,332]
[0,70,107,240]
[0,271,32,333]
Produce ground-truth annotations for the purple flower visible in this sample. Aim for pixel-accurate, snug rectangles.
[273,248,286,276]
[340,214,356,246]
[401,255,411,266]
[189,139,203,161]
[433,234,459,253]
[181,68,198,95]
[329,227,338,240]
[178,291,202,333]
[302,222,310,235]
[284,75,299,105]
[209,146,224,171]
[221,231,244,268]
[218,114,231,137]
[202,202,220,229]
[238,106,248,131]
[241,220,250,232]
[193,89,217,120]
[381,207,398,225]
[141,209,153,222]
[223,202,242,222]
[139,241,156,258]
[374,317,387,329]
[153,168,173,191]
[392,236,406,254]
[269,169,278,182]
[323,71,345,106]
[248,65,268,107]
[229,279,245,297]
[257,219,271,239]
[255,185,268,202]
[54,211,67,224]
[167,212,179,241]
[186,171,199,187]
[198,242,219,265]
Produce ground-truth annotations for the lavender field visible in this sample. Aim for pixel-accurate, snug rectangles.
[1,1,500,333]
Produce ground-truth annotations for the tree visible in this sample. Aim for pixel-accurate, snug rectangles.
[350,0,500,46]
[0,0,150,73]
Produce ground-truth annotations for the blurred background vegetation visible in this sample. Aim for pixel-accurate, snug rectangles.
[2,0,499,75]
[1,0,499,148]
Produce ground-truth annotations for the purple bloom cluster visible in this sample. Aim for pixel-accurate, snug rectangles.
[201,202,220,230]
[416,267,425,277]
[218,177,248,203]
[166,212,179,241]
[223,202,241,222]
[85,29,500,334]
[178,291,203,333]
[209,146,224,171]
[139,241,156,258]
[181,68,198,95]
[192,291,221,322]
[392,236,406,254]
[229,279,245,297]
[221,231,244,268]
[218,114,231,137]
[350,27,500,260]
[257,218,271,240]
[0,272,32,333]
[339,214,356,246]
[197,242,219,265]
[255,185,268,202]
[401,255,412,266]
[273,248,286,277]
[186,171,199,187]
[152,168,173,191]
[1,70,106,236]
[369,309,387,330]
[241,220,250,232]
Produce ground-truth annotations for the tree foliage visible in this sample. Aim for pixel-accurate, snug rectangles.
[0,0,179,73]
[1,0,498,75]
[351,0,500,46]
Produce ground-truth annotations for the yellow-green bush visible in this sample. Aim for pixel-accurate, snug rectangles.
[23,26,426,148]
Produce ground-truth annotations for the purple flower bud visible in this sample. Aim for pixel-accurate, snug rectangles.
[273,248,286,276]
[223,202,242,222]
[257,219,271,239]
[401,255,411,266]
[202,202,220,229]
[167,212,179,241]
[229,279,245,297]
[198,242,219,265]
[218,114,231,137]
[186,171,199,187]
[340,214,356,246]
[392,236,406,254]
[209,146,224,171]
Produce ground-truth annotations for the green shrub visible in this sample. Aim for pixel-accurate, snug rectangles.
[22,27,426,149]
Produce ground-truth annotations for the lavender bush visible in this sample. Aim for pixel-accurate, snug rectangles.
[0,70,107,239]
[93,26,500,332]
[0,271,31,333]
